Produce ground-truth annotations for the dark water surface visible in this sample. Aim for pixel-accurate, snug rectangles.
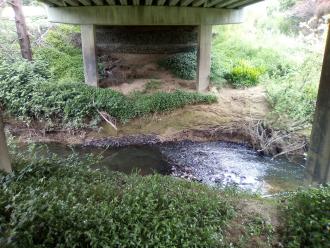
[38,141,306,194]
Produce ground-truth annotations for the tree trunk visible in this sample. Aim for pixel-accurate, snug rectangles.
[0,111,12,173]
[11,0,32,61]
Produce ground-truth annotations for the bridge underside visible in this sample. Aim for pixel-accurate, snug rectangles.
[47,5,244,91]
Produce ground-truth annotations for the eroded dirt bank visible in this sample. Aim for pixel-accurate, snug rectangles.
[5,86,309,157]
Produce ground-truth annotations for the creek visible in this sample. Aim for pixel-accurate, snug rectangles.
[41,141,306,194]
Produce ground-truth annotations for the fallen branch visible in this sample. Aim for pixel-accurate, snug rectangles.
[242,120,307,158]
[97,110,118,131]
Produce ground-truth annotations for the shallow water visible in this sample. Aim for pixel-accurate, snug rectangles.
[160,141,306,194]
[36,141,306,194]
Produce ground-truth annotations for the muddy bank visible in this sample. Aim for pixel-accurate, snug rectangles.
[5,85,309,157]
[7,120,308,157]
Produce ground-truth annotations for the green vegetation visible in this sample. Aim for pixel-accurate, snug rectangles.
[212,27,296,81]
[0,145,236,247]
[210,0,324,127]
[158,50,220,81]
[34,25,84,83]
[144,79,162,92]
[0,58,216,128]
[224,61,264,88]
[0,169,230,247]
[281,186,330,247]
[159,51,197,80]
[266,53,322,126]
[232,214,275,247]
[1,142,329,247]
[0,24,217,128]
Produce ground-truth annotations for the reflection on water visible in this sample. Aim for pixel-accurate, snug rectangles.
[39,143,172,176]
[91,146,171,175]
[33,141,306,194]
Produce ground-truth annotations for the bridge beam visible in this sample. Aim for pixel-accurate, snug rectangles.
[197,25,212,92]
[47,6,243,25]
[81,24,98,87]
[306,22,330,184]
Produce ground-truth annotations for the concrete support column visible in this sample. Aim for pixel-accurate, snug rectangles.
[197,25,212,92]
[306,22,330,184]
[81,24,98,86]
[0,111,12,173]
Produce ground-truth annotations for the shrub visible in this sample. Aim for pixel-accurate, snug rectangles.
[0,154,234,247]
[158,50,221,81]
[0,59,217,128]
[34,25,84,83]
[266,53,321,126]
[281,185,330,247]
[277,16,300,36]
[212,26,297,80]
[224,61,264,88]
[159,51,197,80]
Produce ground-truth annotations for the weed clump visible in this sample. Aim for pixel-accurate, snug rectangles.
[224,61,264,88]
[144,80,162,92]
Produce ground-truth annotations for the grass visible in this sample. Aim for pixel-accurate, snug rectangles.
[212,24,323,128]
[144,80,162,92]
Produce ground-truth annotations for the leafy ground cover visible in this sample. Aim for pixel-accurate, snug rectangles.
[0,143,329,247]
[0,144,236,247]
[280,186,330,247]
[0,58,216,128]
[158,50,221,82]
